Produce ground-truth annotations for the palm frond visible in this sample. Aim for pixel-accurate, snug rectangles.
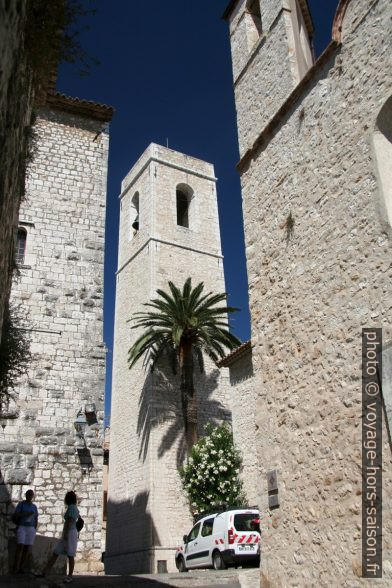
[128,278,241,371]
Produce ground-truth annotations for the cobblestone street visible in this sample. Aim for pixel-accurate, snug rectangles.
[0,569,262,588]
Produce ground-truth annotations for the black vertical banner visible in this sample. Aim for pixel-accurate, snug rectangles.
[362,328,382,578]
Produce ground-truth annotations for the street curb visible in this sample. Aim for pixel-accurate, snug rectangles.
[238,569,260,588]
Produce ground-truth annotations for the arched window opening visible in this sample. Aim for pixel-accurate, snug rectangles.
[245,0,262,49]
[373,96,392,231]
[131,192,139,237]
[16,228,27,265]
[177,192,189,227]
[176,184,193,228]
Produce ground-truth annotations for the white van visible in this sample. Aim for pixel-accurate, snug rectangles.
[175,508,260,572]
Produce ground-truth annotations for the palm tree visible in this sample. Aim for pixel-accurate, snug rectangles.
[128,278,241,452]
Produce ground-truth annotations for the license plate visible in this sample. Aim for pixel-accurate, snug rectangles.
[238,544,254,551]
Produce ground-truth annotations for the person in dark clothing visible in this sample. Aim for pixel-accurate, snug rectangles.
[12,489,38,573]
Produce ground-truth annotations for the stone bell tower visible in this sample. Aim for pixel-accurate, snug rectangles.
[106,144,231,574]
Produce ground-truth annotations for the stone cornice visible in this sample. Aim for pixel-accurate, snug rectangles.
[116,237,223,276]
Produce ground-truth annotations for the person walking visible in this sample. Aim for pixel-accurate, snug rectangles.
[35,491,80,584]
[12,489,38,574]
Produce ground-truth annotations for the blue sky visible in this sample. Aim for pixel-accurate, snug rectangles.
[57,1,340,420]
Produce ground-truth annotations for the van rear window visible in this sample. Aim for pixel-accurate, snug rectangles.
[234,513,260,532]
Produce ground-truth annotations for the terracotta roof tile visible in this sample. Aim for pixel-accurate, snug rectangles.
[45,91,115,122]
[217,340,252,367]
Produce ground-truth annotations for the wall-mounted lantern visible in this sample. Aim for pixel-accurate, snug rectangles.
[74,410,87,438]
[84,402,97,424]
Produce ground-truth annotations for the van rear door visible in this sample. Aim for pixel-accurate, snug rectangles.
[231,511,260,557]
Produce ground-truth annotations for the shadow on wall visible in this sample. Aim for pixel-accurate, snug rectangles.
[0,470,13,574]
[76,447,94,471]
[0,472,64,575]
[137,364,230,468]
[105,491,160,575]
[19,534,64,574]
[228,352,254,386]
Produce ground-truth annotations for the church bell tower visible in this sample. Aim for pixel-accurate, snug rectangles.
[106,144,230,574]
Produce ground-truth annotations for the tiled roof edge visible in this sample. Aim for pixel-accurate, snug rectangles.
[45,91,115,122]
[217,340,252,367]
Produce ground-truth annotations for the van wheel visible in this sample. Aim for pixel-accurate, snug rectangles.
[177,556,188,573]
[212,551,226,570]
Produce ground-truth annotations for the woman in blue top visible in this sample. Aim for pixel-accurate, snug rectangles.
[35,491,80,584]
[12,489,38,573]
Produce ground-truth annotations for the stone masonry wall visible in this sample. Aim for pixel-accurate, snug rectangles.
[229,0,392,585]
[228,0,302,159]
[0,106,110,573]
[0,0,34,345]
[107,145,232,574]
[225,352,259,507]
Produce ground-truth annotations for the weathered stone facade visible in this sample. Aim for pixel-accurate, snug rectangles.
[107,144,232,574]
[0,0,34,344]
[0,95,113,573]
[224,0,392,585]
[218,343,259,507]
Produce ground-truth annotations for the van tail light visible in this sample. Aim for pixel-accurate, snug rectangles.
[228,528,234,545]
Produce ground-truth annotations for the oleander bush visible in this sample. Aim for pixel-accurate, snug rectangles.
[179,423,246,518]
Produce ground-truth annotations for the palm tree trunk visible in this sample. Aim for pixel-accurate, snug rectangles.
[179,339,197,453]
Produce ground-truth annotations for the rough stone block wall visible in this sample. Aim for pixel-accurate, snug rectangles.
[0,0,34,346]
[225,353,259,507]
[107,146,232,574]
[0,106,110,573]
[231,0,392,585]
[228,0,297,158]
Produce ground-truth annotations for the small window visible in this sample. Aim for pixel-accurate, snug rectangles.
[16,228,27,265]
[234,513,260,532]
[176,183,194,228]
[188,522,201,542]
[176,191,189,227]
[131,191,139,237]
[103,491,108,521]
[201,517,214,537]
